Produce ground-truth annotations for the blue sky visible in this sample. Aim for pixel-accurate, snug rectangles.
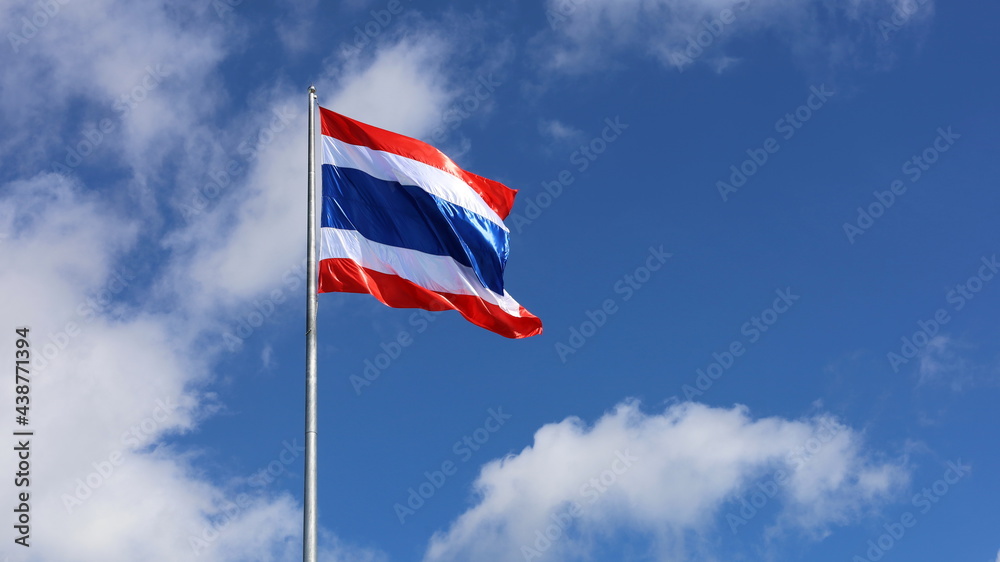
[2,0,998,561]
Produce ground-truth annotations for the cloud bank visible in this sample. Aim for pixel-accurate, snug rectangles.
[425,400,907,561]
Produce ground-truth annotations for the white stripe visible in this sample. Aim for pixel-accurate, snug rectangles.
[319,227,525,317]
[322,136,507,231]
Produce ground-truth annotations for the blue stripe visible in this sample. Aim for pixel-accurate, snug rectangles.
[321,164,509,294]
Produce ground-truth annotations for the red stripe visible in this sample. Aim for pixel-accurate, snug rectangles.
[318,258,543,339]
[319,107,517,219]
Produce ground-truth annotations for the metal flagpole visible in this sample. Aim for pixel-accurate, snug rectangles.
[304,85,319,562]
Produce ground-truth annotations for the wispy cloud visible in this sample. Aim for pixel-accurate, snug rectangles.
[918,336,968,386]
[916,336,1000,392]
[539,118,586,144]
[536,0,934,74]
[275,0,319,53]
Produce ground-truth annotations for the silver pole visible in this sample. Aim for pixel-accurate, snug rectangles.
[304,85,319,562]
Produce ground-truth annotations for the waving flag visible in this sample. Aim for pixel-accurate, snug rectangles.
[318,107,542,339]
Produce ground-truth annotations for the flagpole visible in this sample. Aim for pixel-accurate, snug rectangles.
[304,85,319,562]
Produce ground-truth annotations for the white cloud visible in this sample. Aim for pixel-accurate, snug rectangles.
[0,4,919,562]
[539,119,585,144]
[538,0,934,73]
[709,55,742,73]
[163,32,464,326]
[323,36,458,138]
[0,136,382,562]
[261,343,275,370]
[424,400,907,562]
[914,336,1000,391]
[918,335,964,384]
[0,4,457,561]
[0,0,226,177]
[1,175,214,561]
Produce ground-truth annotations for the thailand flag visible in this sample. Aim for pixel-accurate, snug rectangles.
[318,107,543,339]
